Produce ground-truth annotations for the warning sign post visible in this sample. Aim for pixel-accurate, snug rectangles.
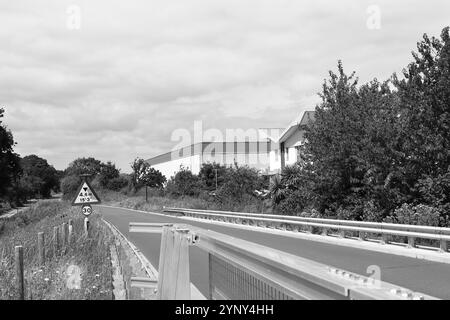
[71,176,101,237]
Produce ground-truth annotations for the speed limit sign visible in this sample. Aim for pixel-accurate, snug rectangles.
[82,205,92,217]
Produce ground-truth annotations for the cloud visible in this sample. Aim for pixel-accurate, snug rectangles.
[1,0,449,171]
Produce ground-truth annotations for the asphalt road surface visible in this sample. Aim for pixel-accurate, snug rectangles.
[98,205,450,299]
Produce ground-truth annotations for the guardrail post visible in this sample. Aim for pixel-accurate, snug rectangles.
[15,246,25,300]
[174,229,191,300]
[339,230,346,238]
[38,232,45,265]
[381,234,389,245]
[160,227,175,300]
[322,227,329,236]
[440,239,448,252]
[407,236,416,248]
[157,226,171,299]
[358,231,366,241]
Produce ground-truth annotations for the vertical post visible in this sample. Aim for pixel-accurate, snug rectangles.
[174,229,191,300]
[15,246,24,300]
[381,233,389,245]
[61,223,67,250]
[160,228,175,300]
[359,231,366,241]
[38,232,45,265]
[407,236,416,248]
[53,226,59,254]
[84,218,89,237]
[440,239,448,252]
[146,186,148,202]
[68,219,73,246]
[339,229,346,238]
[157,226,170,299]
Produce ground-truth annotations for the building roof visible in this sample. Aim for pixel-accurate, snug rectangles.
[277,110,315,143]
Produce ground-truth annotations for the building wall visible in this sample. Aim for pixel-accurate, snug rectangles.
[152,154,202,180]
[149,142,273,180]
[269,129,307,173]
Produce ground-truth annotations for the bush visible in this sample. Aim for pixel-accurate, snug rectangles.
[106,176,129,191]
[165,167,201,198]
[384,203,447,227]
[61,175,82,200]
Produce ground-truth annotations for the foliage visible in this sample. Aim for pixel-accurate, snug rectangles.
[198,162,228,191]
[64,158,102,177]
[0,201,114,300]
[61,175,82,200]
[165,166,201,197]
[19,155,59,199]
[130,157,166,190]
[271,27,450,222]
[0,108,21,204]
[384,203,447,227]
[98,161,121,189]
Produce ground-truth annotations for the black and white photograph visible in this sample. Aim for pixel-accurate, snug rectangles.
[1,0,450,310]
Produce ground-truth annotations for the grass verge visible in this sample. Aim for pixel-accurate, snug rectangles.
[0,200,114,300]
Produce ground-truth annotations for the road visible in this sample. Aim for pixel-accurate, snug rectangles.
[99,205,450,299]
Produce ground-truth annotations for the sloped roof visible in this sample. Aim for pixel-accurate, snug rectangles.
[278,110,315,143]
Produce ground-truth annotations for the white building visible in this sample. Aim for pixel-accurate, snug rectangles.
[146,141,274,180]
[146,110,315,180]
[265,110,315,175]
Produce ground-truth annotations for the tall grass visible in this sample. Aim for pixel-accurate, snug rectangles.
[98,188,270,214]
[0,201,114,300]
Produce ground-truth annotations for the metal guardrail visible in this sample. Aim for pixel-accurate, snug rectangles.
[163,207,450,252]
[129,222,438,300]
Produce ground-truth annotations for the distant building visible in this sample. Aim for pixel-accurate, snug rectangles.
[146,110,315,180]
[266,110,315,175]
[146,141,274,180]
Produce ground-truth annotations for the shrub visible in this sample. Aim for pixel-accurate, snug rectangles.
[61,175,82,200]
[165,166,201,198]
[384,203,446,227]
[106,176,129,191]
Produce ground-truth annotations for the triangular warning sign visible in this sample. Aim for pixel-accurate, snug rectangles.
[71,181,101,206]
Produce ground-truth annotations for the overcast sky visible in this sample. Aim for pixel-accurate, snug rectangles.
[1,0,449,172]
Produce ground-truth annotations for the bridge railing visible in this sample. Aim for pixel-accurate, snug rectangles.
[129,222,438,300]
[163,207,450,252]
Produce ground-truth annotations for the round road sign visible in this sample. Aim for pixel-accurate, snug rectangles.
[82,205,92,217]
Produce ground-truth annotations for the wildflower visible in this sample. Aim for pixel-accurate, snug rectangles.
[44,278,50,282]
[95,274,100,278]
[92,286,97,289]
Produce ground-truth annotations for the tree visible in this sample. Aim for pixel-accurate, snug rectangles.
[64,157,102,177]
[20,155,59,198]
[98,161,121,188]
[165,166,200,198]
[198,162,227,191]
[131,157,166,200]
[0,108,21,204]
[297,62,404,220]
[393,26,450,216]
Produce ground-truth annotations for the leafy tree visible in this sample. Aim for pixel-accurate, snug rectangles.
[98,161,121,188]
[64,157,102,177]
[198,162,228,191]
[393,26,450,215]
[20,155,59,198]
[60,175,82,200]
[0,108,21,204]
[215,163,265,206]
[165,166,200,197]
[131,158,165,190]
